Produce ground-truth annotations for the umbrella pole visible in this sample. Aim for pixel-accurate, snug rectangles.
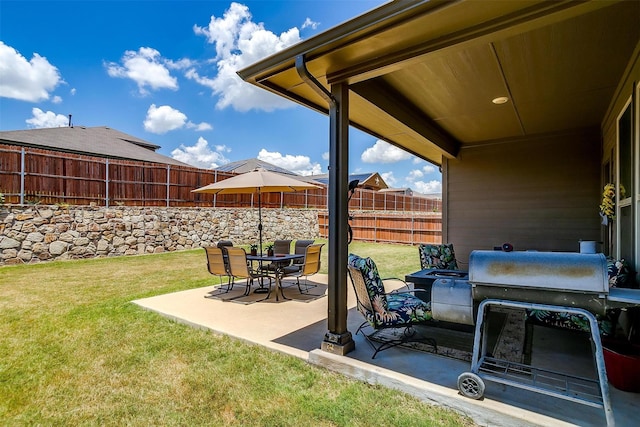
[258,189,263,255]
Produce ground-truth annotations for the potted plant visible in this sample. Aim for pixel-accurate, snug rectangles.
[250,244,258,256]
[266,244,275,257]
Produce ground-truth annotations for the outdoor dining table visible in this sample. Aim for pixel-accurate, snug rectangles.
[246,253,304,301]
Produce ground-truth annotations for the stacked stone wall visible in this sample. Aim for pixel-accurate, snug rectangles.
[0,205,319,265]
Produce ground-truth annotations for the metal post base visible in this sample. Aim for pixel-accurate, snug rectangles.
[321,331,355,355]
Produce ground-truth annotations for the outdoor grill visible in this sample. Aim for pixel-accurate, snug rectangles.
[429,251,640,325]
[426,250,640,427]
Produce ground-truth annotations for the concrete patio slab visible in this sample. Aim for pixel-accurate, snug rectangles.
[133,274,639,427]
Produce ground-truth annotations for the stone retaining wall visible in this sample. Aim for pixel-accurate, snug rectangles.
[0,205,319,265]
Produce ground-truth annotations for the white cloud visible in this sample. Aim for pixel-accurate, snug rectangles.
[302,18,320,30]
[361,140,411,163]
[257,148,322,176]
[321,151,330,161]
[70,88,76,96]
[413,180,442,195]
[171,137,231,169]
[51,95,62,104]
[380,171,397,187]
[407,169,424,181]
[25,108,69,128]
[186,121,213,131]
[0,42,63,102]
[106,47,178,95]
[143,104,187,134]
[190,2,301,112]
[143,104,211,134]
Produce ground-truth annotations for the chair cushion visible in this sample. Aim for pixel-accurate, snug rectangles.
[419,244,459,270]
[349,253,432,328]
[348,254,387,310]
[608,258,635,288]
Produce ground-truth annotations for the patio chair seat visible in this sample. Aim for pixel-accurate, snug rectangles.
[348,253,436,358]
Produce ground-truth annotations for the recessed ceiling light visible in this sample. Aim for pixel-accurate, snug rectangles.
[492,96,509,105]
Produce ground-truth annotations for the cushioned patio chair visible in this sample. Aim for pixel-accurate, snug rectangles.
[282,243,324,293]
[418,243,460,270]
[347,253,437,359]
[226,246,272,297]
[203,247,233,296]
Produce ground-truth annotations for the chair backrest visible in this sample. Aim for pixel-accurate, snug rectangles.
[418,243,459,270]
[347,253,388,323]
[273,239,292,255]
[293,240,315,264]
[216,240,233,249]
[225,246,250,279]
[204,247,227,275]
[216,240,234,269]
[301,244,323,275]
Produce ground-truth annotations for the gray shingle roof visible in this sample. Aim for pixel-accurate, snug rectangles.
[0,126,189,166]
[215,158,299,176]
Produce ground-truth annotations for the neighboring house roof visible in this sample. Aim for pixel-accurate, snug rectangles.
[309,172,388,190]
[216,158,300,176]
[238,0,639,166]
[0,126,189,166]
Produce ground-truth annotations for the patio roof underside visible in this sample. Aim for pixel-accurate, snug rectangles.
[239,0,640,166]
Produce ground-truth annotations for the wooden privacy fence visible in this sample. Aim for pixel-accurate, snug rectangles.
[0,145,441,213]
[318,211,442,245]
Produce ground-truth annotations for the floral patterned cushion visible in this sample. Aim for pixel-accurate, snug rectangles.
[607,258,635,288]
[526,309,613,336]
[348,253,432,328]
[419,243,459,270]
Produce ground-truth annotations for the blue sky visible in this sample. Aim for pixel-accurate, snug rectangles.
[0,0,442,194]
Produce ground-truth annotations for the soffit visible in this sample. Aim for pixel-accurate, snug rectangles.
[239,0,640,166]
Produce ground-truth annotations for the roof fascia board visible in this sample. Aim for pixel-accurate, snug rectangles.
[351,79,460,157]
[237,0,441,83]
[327,0,617,85]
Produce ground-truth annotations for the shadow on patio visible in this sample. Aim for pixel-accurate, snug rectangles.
[133,274,639,427]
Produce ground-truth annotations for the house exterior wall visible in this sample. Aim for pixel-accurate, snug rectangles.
[444,128,601,264]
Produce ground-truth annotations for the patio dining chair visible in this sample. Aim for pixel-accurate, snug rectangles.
[216,239,234,274]
[261,239,293,273]
[347,253,437,359]
[418,243,461,270]
[282,243,324,293]
[292,239,315,266]
[225,246,272,297]
[203,247,233,295]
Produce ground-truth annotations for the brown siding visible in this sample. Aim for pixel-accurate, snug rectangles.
[445,129,602,263]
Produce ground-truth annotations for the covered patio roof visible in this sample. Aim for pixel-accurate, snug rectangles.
[237,0,640,358]
[239,0,639,166]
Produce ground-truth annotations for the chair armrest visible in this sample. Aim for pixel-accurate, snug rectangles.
[381,277,410,293]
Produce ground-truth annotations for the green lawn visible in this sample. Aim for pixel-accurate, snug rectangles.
[0,241,475,426]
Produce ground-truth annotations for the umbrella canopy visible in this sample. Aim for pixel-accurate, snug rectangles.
[192,168,321,254]
[192,168,320,195]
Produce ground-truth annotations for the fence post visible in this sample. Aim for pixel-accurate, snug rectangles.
[105,159,110,207]
[20,147,25,205]
[213,170,217,208]
[166,165,170,207]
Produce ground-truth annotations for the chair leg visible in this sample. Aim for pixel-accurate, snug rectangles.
[296,276,318,294]
[358,325,437,359]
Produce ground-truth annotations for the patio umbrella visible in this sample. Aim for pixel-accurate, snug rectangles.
[192,168,320,254]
